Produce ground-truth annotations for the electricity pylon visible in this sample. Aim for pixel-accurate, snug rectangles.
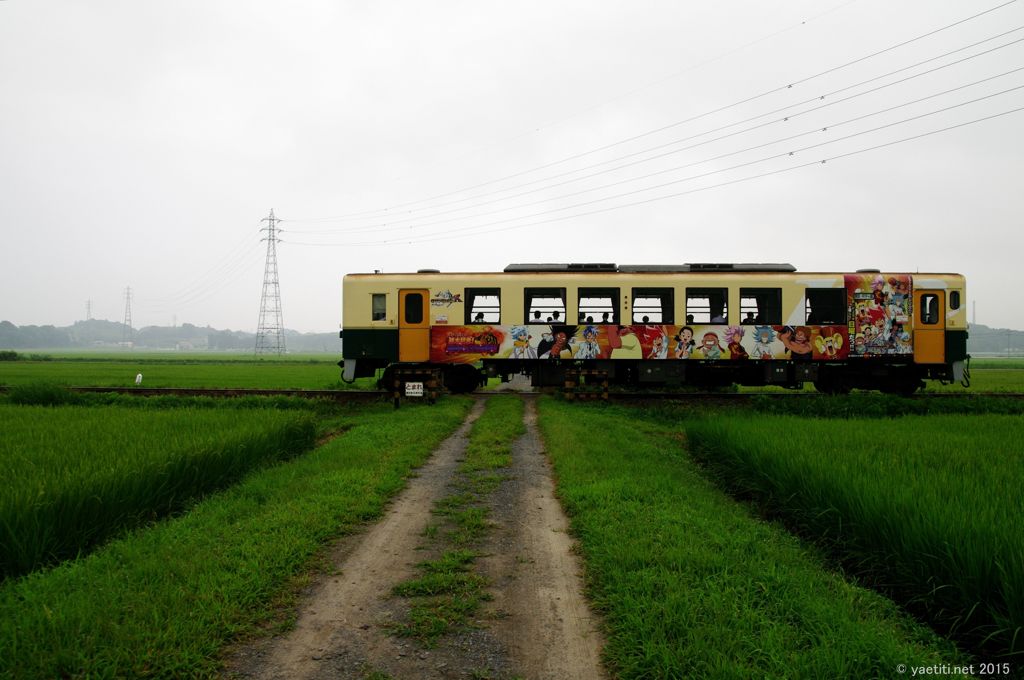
[255,209,286,355]
[121,287,133,347]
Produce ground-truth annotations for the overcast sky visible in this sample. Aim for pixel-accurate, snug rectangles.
[2,0,1022,333]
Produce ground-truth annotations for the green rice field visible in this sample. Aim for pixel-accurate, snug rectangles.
[0,358,363,389]
[685,414,1024,659]
[0,398,472,678]
[536,398,965,677]
[0,404,317,578]
[1,344,1020,677]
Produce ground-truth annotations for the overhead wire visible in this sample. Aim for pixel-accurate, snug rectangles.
[285,34,1024,237]
[283,0,867,224]
[139,226,265,314]
[285,0,1018,224]
[285,94,1024,247]
[284,64,1024,240]
[345,105,1024,247]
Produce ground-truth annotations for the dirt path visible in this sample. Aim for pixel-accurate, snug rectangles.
[224,395,604,680]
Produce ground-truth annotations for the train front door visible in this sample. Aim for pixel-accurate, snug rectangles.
[913,289,945,364]
[398,289,430,362]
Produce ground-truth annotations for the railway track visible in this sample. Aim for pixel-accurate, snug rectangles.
[1,385,1016,401]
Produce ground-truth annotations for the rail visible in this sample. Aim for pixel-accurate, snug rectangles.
[1,386,1020,401]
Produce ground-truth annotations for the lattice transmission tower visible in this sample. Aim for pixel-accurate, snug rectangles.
[255,209,286,355]
[121,286,133,347]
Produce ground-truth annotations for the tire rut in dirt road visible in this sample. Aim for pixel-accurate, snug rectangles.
[477,397,606,680]
[224,395,605,679]
[225,398,486,680]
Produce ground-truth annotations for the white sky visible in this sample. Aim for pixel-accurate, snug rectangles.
[2,0,1022,333]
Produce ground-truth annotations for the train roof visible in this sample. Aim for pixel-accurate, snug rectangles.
[345,264,964,276]
[503,263,797,273]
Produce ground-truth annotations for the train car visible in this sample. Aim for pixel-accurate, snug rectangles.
[339,263,968,395]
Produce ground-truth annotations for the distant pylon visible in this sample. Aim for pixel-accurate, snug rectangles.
[121,287,133,346]
[255,209,286,355]
[86,299,92,321]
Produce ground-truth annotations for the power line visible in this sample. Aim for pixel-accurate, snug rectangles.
[286,104,1024,247]
[285,81,1024,244]
[285,0,1018,224]
[288,56,1024,239]
[283,0,868,224]
[287,27,1024,235]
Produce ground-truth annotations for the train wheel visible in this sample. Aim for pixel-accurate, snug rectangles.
[881,378,922,397]
[377,366,395,392]
[813,377,850,395]
[445,365,481,394]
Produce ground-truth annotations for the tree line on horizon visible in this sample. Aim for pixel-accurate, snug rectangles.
[0,319,340,353]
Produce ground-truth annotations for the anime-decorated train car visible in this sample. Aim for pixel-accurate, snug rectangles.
[339,263,968,394]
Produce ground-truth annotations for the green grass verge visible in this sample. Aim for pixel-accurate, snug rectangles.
[0,398,472,679]
[686,414,1024,659]
[0,403,318,579]
[536,398,965,678]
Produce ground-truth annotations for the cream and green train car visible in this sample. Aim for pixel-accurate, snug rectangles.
[339,263,969,394]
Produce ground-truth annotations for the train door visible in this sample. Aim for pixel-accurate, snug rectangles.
[398,289,430,362]
[913,289,945,364]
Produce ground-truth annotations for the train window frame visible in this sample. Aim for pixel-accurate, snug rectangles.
[739,288,782,325]
[404,292,424,324]
[631,287,674,324]
[686,287,728,324]
[804,288,847,325]
[921,293,940,325]
[949,290,961,311]
[524,287,567,324]
[577,287,618,324]
[465,287,501,324]
[371,293,387,321]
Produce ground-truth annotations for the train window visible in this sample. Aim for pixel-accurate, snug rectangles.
[465,288,501,324]
[578,287,618,324]
[921,294,940,325]
[950,290,961,310]
[740,288,781,325]
[371,294,386,321]
[632,287,674,324]
[524,287,566,323]
[686,287,728,324]
[805,288,846,325]
[404,293,424,324]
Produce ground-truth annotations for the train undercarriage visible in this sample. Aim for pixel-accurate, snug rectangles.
[368,358,962,397]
